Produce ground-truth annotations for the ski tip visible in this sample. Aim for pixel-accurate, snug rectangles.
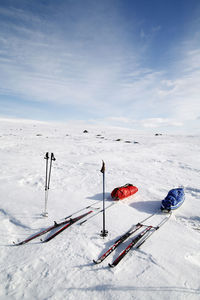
[12,241,23,246]
[108,263,115,268]
[93,259,101,264]
[79,220,86,225]
[41,238,49,243]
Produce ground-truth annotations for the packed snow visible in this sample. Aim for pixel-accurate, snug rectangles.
[0,118,199,300]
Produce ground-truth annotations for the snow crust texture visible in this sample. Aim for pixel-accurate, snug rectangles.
[0,119,200,300]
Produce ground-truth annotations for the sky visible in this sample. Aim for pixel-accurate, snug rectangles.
[0,0,200,133]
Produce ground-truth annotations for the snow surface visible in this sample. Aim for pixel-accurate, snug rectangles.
[0,118,200,300]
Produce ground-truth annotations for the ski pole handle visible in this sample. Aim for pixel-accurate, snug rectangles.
[51,153,56,161]
[44,152,49,160]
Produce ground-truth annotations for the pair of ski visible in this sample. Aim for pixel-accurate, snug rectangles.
[13,199,114,246]
[13,210,93,246]
[93,211,171,267]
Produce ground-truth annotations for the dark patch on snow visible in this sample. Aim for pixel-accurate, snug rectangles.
[0,208,30,229]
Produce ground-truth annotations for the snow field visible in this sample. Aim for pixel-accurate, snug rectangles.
[0,118,200,300]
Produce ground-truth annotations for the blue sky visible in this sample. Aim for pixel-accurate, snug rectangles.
[0,0,200,133]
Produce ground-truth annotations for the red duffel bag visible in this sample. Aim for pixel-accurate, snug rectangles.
[111,184,138,200]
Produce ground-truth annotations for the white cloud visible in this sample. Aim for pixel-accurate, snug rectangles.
[89,116,185,134]
[156,48,200,122]
[140,118,183,129]
[0,4,141,113]
[0,2,200,134]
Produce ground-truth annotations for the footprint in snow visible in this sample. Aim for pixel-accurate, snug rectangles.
[18,175,44,188]
[185,187,200,198]
[175,216,200,232]
[185,253,200,267]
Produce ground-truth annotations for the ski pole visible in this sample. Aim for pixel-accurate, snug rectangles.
[42,152,56,217]
[48,153,56,190]
[42,152,49,217]
[100,160,108,237]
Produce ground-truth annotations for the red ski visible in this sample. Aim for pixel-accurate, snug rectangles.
[42,210,93,242]
[13,210,93,246]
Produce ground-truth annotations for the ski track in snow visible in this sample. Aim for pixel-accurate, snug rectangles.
[0,119,200,300]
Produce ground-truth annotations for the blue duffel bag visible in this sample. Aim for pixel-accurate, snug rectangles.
[161,188,185,211]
